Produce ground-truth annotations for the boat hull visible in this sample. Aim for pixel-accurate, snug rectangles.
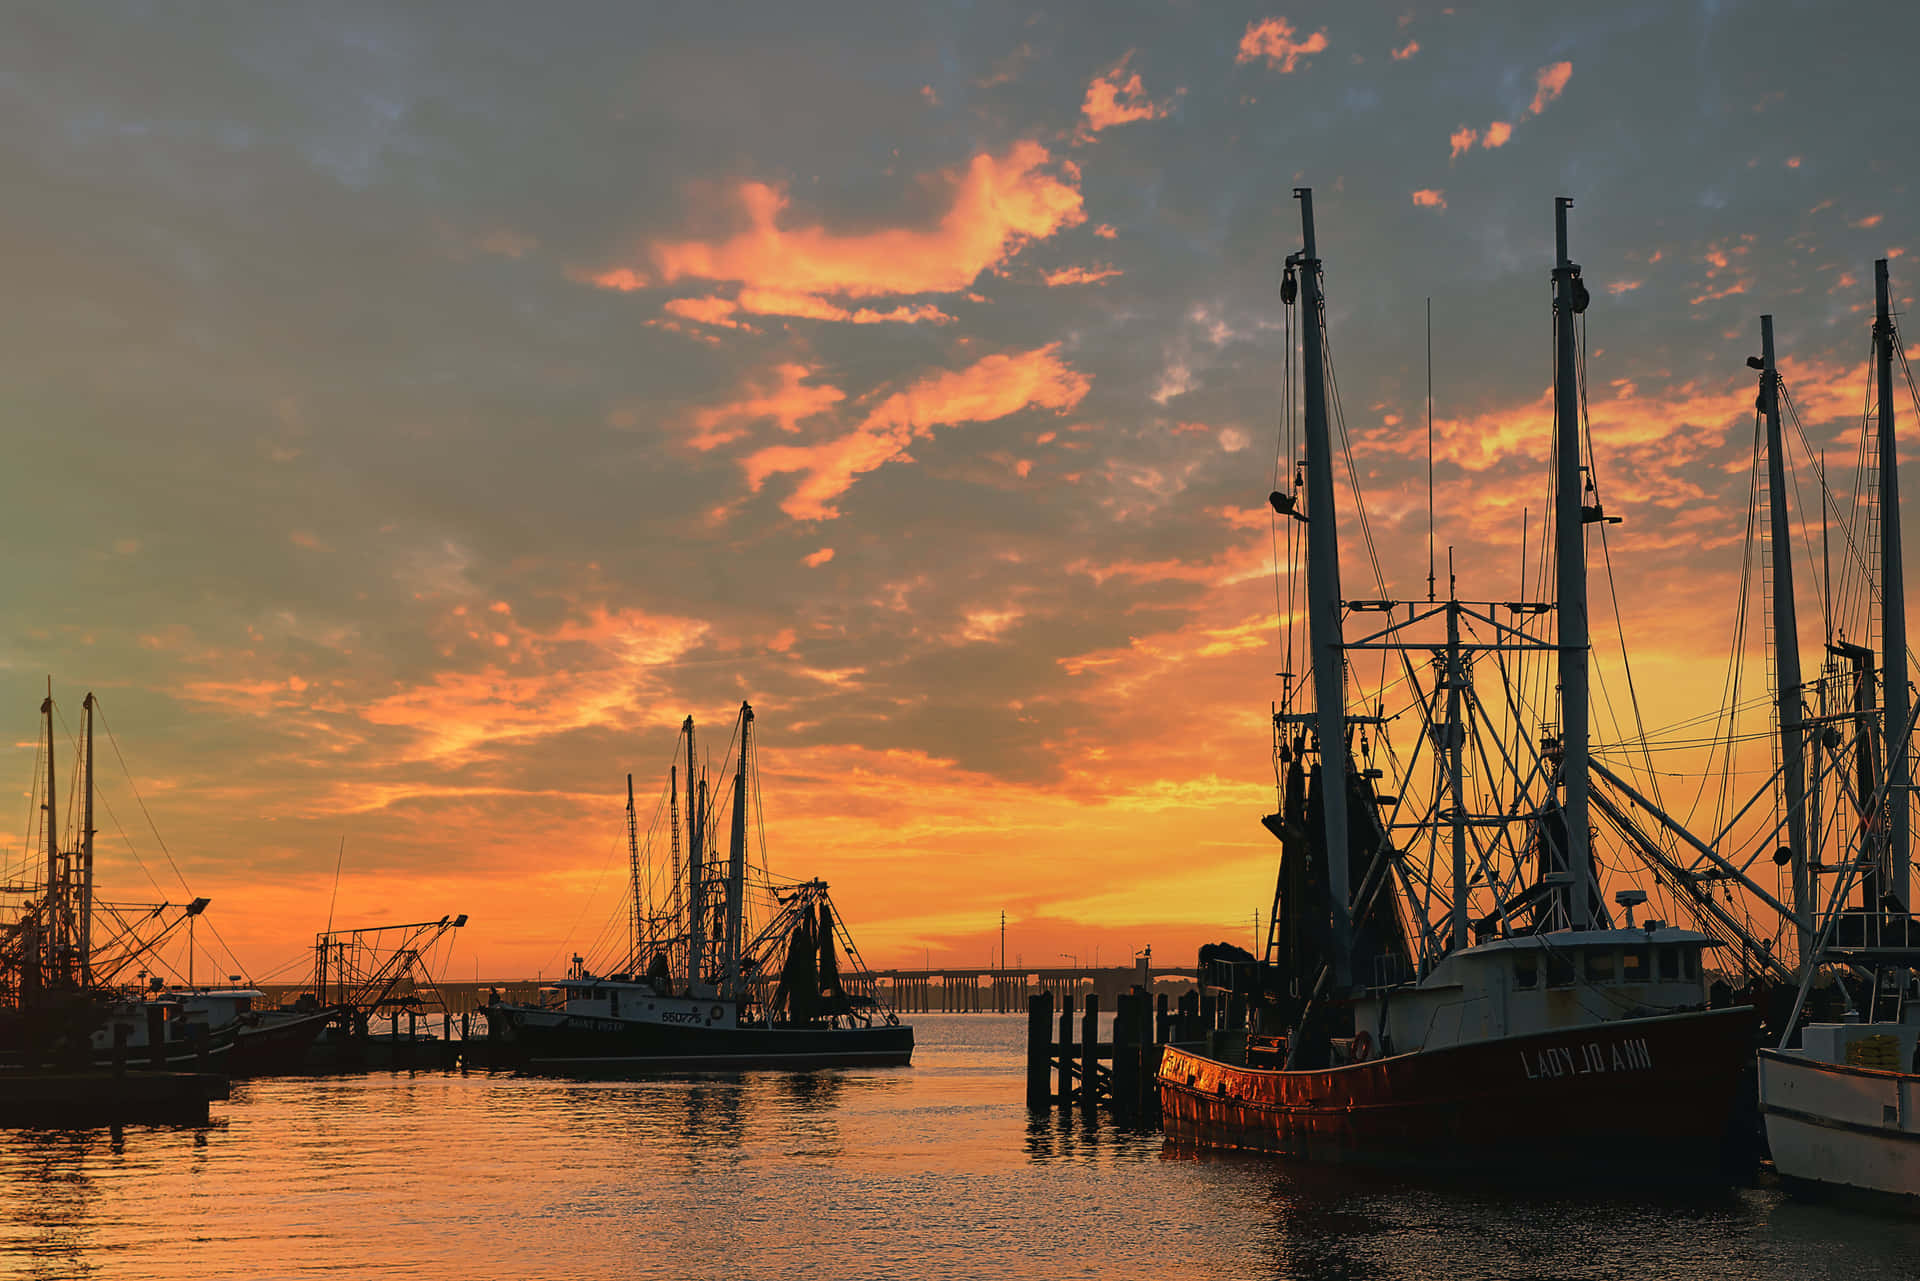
[490,1004,914,1073]
[225,1009,337,1077]
[1158,1006,1756,1177]
[1759,1048,1920,1203]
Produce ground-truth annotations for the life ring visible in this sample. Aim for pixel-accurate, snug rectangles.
[1352,1029,1375,1062]
[710,1005,724,1022]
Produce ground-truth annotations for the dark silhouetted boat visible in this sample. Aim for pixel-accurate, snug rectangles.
[490,702,912,1072]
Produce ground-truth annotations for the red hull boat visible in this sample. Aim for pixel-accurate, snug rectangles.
[1160,1005,1757,1174]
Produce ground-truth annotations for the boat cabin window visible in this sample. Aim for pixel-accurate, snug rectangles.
[1682,949,1698,981]
[1546,952,1575,988]
[1584,950,1615,984]
[1513,956,1539,989]
[1620,949,1648,983]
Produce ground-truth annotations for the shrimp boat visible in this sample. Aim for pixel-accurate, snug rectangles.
[1157,194,1757,1176]
[489,702,912,1072]
[1755,258,1920,1204]
[0,686,242,1072]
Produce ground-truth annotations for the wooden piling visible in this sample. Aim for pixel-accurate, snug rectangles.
[1080,994,1100,1112]
[1155,992,1170,1044]
[1111,992,1137,1124]
[146,1005,166,1069]
[1026,991,1053,1110]
[112,1023,129,1078]
[1056,993,1076,1106]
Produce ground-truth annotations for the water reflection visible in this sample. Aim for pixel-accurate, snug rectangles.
[2,1017,1919,1280]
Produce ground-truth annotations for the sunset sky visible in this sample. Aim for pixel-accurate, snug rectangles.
[2,3,1915,983]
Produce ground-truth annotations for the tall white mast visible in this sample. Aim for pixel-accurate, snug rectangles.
[1875,260,1909,912]
[1759,318,1812,963]
[1552,198,1594,929]
[1294,187,1353,987]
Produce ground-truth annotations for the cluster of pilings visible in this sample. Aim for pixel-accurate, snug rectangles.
[1024,988,1246,1126]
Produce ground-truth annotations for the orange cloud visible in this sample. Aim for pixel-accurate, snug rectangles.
[1530,61,1572,114]
[1411,188,1447,209]
[1448,62,1571,160]
[1857,214,1884,228]
[1093,223,1117,239]
[1392,40,1419,60]
[640,142,1084,303]
[734,288,953,325]
[664,295,750,329]
[1080,54,1171,135]
[1042,264,1123,286]
[803,548,835,568]
[742,345,1091,520]
[1236,17,1329,73]
[919,84,938,106]
[686,363,845,451]
[586,267,649,292]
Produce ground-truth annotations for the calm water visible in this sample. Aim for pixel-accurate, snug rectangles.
[1,1014,1916,1280]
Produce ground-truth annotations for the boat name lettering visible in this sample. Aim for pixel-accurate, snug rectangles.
[1519,1037,1652,1080]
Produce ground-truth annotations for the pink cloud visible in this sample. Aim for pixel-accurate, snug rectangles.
[1236,17,1329,73]
[664,295,750,329]
[639,142,1084,302]
[1392,40,1419,60]
[742,345,1091,520]
[1530,61,1572,115]
[1450,126,1479,159]
[686,363,845,451]
[1042,265,1123,286]
[1483,121,1513,148]
[1080,54,1171,135]
[1411,188,1447,209]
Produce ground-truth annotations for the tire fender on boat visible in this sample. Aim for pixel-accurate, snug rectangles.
[710,1005,724,1022]
[1352,1029,1375,1062]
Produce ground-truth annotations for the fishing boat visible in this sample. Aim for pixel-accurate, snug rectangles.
[0,686,238,1072]
[489,702,912,1072]
[1756,258,1920,1204]
[1157,194,1757,1176]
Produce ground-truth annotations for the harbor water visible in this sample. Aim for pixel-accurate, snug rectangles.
[1,1014,1916,1280]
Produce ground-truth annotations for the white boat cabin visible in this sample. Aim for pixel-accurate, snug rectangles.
[1353,927,1720,1056]
[552,977,738,1029]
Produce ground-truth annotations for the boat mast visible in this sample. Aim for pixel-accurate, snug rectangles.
[1445,600,1469,951]
[1293,187,1353,987]
[81,692,95,990]
[1875,259,1909,913]
[1552,197,1594,929]
[685,715,705,992]
[669,765,681,975]
[725,702,752,1001]
[1759,318,1812,964]
[41,683,62,987]
[625,772,642,973]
